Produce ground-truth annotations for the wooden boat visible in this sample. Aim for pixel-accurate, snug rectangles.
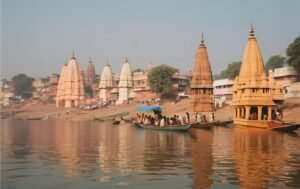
[137,123,191,131]
[268,121,300,132]
[191,122,214,129]
[215,120,233,127]
[112,120,120,125]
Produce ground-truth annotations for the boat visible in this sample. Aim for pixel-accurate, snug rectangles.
[135,105,191,131]
[191,122,214,129]
[136,123,191,131]
[112,120,120,125]
[268,121,300,132]
[215,120,233,127]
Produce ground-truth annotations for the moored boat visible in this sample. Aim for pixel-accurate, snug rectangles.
[215,120,233,127]
[137,123,191,131]
[268,121,300,132]
[191,122,214,129]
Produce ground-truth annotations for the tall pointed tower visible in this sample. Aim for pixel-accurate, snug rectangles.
[99,59,114,103]
[232,26,284,128]
[56,52,85,108]
[117,57,133,104]
[84,57,96,87]
[190,35,214,113]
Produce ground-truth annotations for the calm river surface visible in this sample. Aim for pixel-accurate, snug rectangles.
[1,120,300,189]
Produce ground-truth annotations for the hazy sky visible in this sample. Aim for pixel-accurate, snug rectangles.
[1,0,300,79]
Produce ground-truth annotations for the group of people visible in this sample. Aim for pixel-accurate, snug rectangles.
[136,112,191,127]
[136,111,216,127]
[195,112,215,123]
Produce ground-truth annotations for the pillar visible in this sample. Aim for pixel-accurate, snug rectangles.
[237,107,241,118]
[245,106,250,120]
[258,106,262,120]
[267,106,272,121]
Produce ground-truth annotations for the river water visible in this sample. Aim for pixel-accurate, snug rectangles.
[1,120,300,189]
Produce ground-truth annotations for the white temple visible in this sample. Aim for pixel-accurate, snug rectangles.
[117,57,133,104]
[98,60,114,103]
[56,52,85,108]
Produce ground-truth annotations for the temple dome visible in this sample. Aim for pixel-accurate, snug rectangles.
[119,57,133,88]
[99,62,114,89]
[238,26,265,84]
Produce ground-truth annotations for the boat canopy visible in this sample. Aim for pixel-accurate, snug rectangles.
[136,106,162,112]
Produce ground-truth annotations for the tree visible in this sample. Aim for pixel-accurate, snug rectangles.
[133,68,143,72]
[286,35,300,74]
[12,74,34,96]
[265,55,286,71]
[147,65,177,95]
[216,61,242,79]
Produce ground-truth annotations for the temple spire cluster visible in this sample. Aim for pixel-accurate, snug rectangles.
[190,34,214,113]
[232,26,284,128]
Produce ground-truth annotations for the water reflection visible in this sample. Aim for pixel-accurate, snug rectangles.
[1,120,300,188]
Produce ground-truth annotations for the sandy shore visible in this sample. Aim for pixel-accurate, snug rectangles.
[1,97,300,123]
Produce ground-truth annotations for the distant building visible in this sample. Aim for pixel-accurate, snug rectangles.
[268,66,298,97]
[213,79,233,108]
[172,72,192,93]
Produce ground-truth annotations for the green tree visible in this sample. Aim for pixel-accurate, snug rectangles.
[217,61,242,79]
[286,35,300,74]
[265,55,286,71]
[148,65,177,95]
[133,68,143,72]
[12,74,34,96]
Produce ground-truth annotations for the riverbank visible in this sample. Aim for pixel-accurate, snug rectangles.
[1,97,300,123]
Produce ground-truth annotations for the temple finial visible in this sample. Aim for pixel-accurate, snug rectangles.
[249,24,255,37]
[71,51,76,59]
[200,33,205,47]
[89,57,92,63]
[125,56,128,63]
[106,58,110,66]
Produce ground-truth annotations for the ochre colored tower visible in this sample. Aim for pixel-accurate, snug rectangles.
[190,35,214,113]
[232,26,284,128]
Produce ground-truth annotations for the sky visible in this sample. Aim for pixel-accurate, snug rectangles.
[1,0,300,79]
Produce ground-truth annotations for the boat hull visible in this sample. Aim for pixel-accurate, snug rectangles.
[191,122,214,129]
[137,124,191,131]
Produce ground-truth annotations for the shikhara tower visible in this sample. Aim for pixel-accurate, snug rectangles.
[190,35,214,113]
[117,57,133,104]
[56,52,85,108]
[232,26,284,128]
[98,60,114,103]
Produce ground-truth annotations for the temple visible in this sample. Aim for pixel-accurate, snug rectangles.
[56,52,85,108]
[98,60,114,103]
[232,26,284,128]
[190,35,214,113]
[117,57,133,104]
[84,57,96,87]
